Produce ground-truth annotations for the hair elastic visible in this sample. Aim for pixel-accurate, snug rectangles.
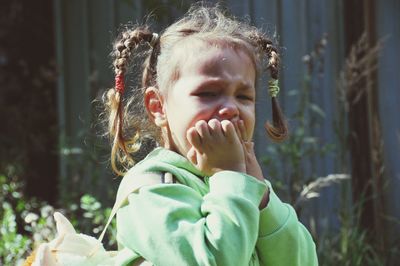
[115,73,125,94]
[268,79,280,98]
[150,33,159,47]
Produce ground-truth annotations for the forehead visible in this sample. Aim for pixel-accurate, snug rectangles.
[169,38,256,80]
[188,47,252,76]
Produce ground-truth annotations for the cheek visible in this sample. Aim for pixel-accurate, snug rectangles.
[167,100,213,130]
[244,107,256,134]
[187,102,217,123]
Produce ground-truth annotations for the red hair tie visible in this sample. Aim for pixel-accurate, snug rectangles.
[115,73,125,94]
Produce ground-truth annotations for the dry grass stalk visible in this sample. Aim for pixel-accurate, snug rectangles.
[336,32,384,112]
[294,174,350,208]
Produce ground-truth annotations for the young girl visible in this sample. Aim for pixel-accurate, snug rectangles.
[103,5,318,265]
[29,4,318,266]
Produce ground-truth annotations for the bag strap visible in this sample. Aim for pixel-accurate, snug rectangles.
[98,172,163,242]
[99,172,177,242]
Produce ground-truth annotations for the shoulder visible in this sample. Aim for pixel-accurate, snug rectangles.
[117,170,180,199]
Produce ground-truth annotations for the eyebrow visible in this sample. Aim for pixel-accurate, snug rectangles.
[196,78,255,91]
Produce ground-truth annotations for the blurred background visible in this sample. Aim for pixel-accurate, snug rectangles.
[1,0,399,265]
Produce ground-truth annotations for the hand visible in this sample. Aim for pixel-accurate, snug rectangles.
[186,119,246,176]
[234,120,264,181]
[235,120,269,209]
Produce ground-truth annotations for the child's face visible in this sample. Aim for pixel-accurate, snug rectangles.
[159,43,256,157]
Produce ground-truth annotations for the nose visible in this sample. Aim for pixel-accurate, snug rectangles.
[217,99,239,121]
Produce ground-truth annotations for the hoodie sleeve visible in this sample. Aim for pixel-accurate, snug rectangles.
[256,181,318,266]
[116,170,267,266]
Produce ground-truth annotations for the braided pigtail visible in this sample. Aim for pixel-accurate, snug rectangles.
[250,33,288,142]
[105,26,158,175]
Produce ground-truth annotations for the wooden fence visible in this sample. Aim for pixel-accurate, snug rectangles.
[54,0,400,242]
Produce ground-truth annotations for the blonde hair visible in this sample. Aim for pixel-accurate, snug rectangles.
[103,4,288,175]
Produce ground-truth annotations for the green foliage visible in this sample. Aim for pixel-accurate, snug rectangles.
[0,175,117,266]
[317,204,389,266]
[78,194,117,248]
[0,175,31,265]
[0,202,31,265]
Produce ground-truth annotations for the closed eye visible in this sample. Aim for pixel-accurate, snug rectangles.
[197,91,218,97]
[237,95,254,101]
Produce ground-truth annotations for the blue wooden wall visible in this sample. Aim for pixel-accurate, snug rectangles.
[376,0,400,241]
[53,0,400,239]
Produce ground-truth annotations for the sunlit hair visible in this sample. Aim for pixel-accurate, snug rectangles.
[103,4,288,175]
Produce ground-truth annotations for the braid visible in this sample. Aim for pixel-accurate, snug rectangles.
[105,26,156,175]
[113,27,154,76]
[142,38,160,88]
[250,33,288,142]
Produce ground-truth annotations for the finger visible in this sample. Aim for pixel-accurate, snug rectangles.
[187,127,203,153]
[195,120,211,140]
[238,120,249,142]
[220,120,237,139]
[186,147,198,166]
[208,119,223,138]
[233,120,243,141]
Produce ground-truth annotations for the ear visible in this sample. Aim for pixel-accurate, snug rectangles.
[144,87,167,127]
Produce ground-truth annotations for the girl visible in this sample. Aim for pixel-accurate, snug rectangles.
[103,4,318,265]
[29,4,318,266]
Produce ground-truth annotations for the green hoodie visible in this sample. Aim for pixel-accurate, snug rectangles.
[114,148,318,266]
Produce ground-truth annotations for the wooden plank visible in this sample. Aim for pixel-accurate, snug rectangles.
[224,0,250,16]
[313,0,346,233]
[85,0,119,199]
[280,0,307,117]
[88,0,115,94]
[250,0,279,162]
[115,0,140,26]
[345,0,380,238]
[251,0,279,27]
[56,0,92,201]
[275,0,308,204]
[54,0,67,185]
[64,0,91,139]
[376,0,400,243]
